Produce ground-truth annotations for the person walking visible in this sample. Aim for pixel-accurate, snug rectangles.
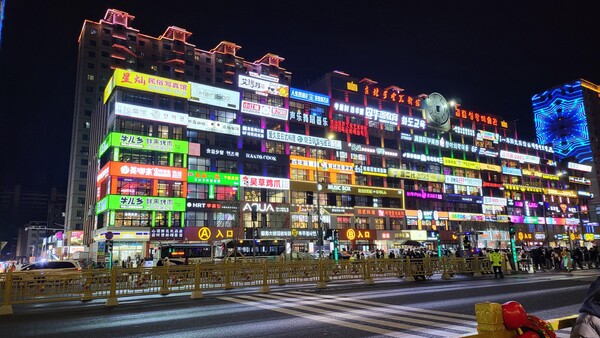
[490,249,504,278]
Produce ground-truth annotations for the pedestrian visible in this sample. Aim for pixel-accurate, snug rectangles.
[490,249,504,278]
[571,275,600,337]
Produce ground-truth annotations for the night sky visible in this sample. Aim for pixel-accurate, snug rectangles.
[1,1,599,191]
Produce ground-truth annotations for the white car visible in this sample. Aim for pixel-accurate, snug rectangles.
[13,260,83,285]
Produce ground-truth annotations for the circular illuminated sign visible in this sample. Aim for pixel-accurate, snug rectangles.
[346,229,356,241]
[197,227,212,241]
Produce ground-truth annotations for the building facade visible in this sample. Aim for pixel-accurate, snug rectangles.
[70,9,594,263]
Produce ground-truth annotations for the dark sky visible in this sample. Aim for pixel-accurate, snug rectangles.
[1,1,599,191]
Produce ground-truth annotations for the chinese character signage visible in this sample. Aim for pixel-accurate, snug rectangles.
[363,85,421,107]
[289,88,330,105]
[99,132,188,157]
[187,170,240,186]
[333,101,365,116]
[259,229,318,239]
[241,125,264,138]
[267,130,342,150]
[241,100,289,120]
[115,102,189,126]
[289,110,329,127]
[405,190,443,200]
[339,229,375,241]
[499,150,540,164]
[183,226,240,242]
[238,75,289,97]
[96,195,186,214]
[189,82,240,109]
[104,68,190,103]
[365,107,399,125]
[387,168,445,183]
[188,116,241,136]
[454,106,504,128]
[329,119,367,136]
[442,158,481,170]
[202,146,240,158]
[355,208,405,218]
[240,175,290,190]
[99,161,186,182]
[150,227,184,241]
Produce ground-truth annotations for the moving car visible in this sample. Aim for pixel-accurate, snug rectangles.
[13,260,83,285]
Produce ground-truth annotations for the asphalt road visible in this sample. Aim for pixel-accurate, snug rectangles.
[1,269,597,338]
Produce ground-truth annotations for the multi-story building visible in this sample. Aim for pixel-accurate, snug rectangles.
[73,8,593,263]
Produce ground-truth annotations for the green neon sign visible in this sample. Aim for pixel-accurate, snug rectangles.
[98,132,189,157]
[96,195,186,214]
[187,170,240,186]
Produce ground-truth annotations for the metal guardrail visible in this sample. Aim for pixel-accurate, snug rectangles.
[0,256,494,315]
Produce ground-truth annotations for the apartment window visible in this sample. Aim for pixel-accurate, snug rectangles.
[139,40,145,47]
[80,159,88,166]
[157,125,169,138]
[86,74,95,81]
[188,157,210,171]
[101,51,109,58]
[84,109,92,116]
[187,184,208,199]
[113,211,151,227]
[88,51,96,58]
[119,119,148,135]
[185,211,208,227]
[87,62,95,69]
[117,178,151,196]
[90,28,97,35]
[159,97,170,109]
[89,40,96,46]
[215,159,237,173]
[84,122,91,129]
[77,197,85,206]
[86,86,93,93]
[78,185,86,192]
[79,172,87,179]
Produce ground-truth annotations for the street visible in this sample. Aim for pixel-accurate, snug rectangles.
[0,269,595,338]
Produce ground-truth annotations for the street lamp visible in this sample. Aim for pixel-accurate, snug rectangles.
[314,133,335,258]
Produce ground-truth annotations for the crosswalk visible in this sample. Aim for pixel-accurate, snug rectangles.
[220,290,572,337]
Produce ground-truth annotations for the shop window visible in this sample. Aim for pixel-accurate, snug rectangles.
[187,184,208,199]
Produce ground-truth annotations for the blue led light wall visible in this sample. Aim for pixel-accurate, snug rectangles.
[532,80,592,162]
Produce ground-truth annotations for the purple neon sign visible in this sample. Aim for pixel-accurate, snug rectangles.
[405,190,443,200]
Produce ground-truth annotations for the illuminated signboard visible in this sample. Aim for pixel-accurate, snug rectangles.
[483,196,507,206]
[150,227,184,241]
[544,188,577,198]
[500,136,554,153]
[333,101,365,116]
[240,175,290,190]
[387,168,445,183]
[259,229,318,239]
[289,110,329,127]
[241,100,289,120]
[500,150,540,164]
[401,115,427,129]
[187,170,240,186]
[402,152,443,164]
[98,162,186,182]
[241,125,264,138]
[340,228,375,241]
[187,116,241,136]
[354,165,387,176]
[348,143,399,157]
[453,126,475,137]
[454,106,504,128]
[103,68,190,103]
[444,175,482,187]
[445,194,483,204]
[476,130,500,143]
[330,119,367,136]
[203,146,240,158]
[483,181,503,188]
[443,158,480,170]
[183,226,239,242]
[241,202,289,213]
[290,155,354,175]
[480,163,502,172]
[568,162,592,172]
[238,74,289,97]
[267,130,342,150]
[365,107,399,125]
[189,82,240,109]
[502,166,522,176]
[363,85,421,107]
[115,102,188,126]
[521,169,560,180]
[569,176,591,185]
[355,208,406,218]
[449,212,484,222]
[96,195,186,214]
[289,88,330,106]
[503,184,544,193]
[405,190,443,200]
[99,132,188,157]
[324,184,404,198]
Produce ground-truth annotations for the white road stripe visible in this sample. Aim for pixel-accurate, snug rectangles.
[251,292,476,333]
[220,295,427,338]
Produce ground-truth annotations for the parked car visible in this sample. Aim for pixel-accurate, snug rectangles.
[13,260,83,285]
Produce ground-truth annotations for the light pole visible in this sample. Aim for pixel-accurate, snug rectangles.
[539,201,549,247]
[315,157,323,258]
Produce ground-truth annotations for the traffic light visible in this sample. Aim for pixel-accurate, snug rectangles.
[333,229,339,261]
[508,222,516,236]
[105,239,113,253]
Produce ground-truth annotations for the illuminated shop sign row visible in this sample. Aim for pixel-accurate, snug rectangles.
[333,101,366,116]
[289,156,355,175]
[259,229,317,239]
[445,194,483,204]
[203,146,239,158]
[96,195,186,214]
[186,200,235,211]
[354,165,387,176]
[362,84,421,107]
[99,132,188,157]
[241,202,290,213]
[502,166,522,176]
[97,162,186,183]
[545,188,577,198]
[238,74,289,98]
[453,126,475,137]
[289,88,330,106]
[104,69,190,103]
[241,125,264,138]
[183,226,241,242]
[365,107,398,125]
[330,120,367,137]
[483,196,507,206]
[503,184,544,193]
[477,130,500,143]
[501,136,554,153]
[569,176,591,185]
[521,169,560,180]
[355,208,405,218]
[150,227,184,241]
[267,130,342,150]
[325,184,404,197]
[405,190,443,200]
[479,148,499,158]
